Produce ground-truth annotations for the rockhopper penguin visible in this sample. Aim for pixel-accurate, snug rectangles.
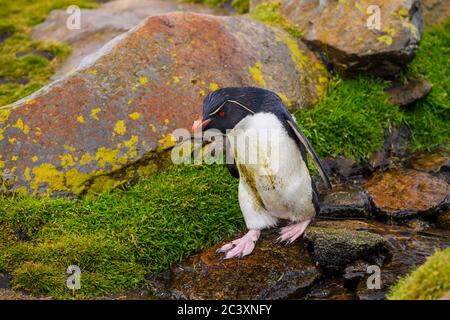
[192,87,332,259]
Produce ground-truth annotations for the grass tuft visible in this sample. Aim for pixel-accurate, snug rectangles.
[388,248,450,300]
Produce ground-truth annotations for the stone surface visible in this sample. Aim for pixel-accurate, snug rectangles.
[314,219,450,300]
[32,0,229,80]
[421,0,450,28]
[279,0,423,77]
[436,212,450,230]
[387,77,432,107]
[365,169,449,218]
[0,12,327,196]
[409,150,450,173]
[369,124,412,170]
[158,232,321,299]
[303,226,387,273]
[319,184,373,218]
[322,156,372,179]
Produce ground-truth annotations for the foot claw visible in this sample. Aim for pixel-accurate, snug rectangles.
[277,220,311,245]
[217,230,260,260]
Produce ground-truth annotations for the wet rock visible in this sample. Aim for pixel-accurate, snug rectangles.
[159,232,320,299]
[322,156,372,179]
[386,77,432,107]
[279,0,422,77]
[436,212,450,230]
[365,169,449,218]
[0,273,12,289]
[0,25,14,44]
[32,0,230,80]
[409,150,450,173]
[422,0,450,28]
[319,184,373,218]
[369,125,412,170]
[16,50,56,61]
[303,226,387,273]
[306,278,354,300]
[315,219,450,300]
[1,12,327,196]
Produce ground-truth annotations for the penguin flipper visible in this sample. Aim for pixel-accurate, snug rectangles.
[286,119,332,190]
[226,162,240,179]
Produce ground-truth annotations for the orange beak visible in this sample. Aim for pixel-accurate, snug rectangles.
[191,117,211,133]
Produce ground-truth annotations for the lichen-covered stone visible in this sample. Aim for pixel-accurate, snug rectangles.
[279,0,422,77]
[365,169,448,218]
[0,12,327,197]
[304,226,387,273]
[32,0,230,80]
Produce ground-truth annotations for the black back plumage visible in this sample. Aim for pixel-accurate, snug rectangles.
[202,87,329,214]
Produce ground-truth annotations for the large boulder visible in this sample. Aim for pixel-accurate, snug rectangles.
[32,0,230,80]
[0,12,327,197]
[277,0,423,77]
[421,0,450,28]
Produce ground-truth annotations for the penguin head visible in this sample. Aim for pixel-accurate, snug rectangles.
[192,87,284,134]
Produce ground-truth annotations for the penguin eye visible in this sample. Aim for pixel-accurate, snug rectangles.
[219,110,225,117]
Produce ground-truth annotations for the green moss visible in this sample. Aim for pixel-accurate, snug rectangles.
[250,2,302,38]
[0,0,100,107]
[401,19,450,151]
[295,76,403,160]
[185,0,249,14]
[0,164,243,298]
[388,248,450,300]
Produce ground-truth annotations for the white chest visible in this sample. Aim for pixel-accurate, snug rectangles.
[227,113,315,220]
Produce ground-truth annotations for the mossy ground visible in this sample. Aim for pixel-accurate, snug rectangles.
[388,248,450,300]
[185,0,249,14]
[0,1,448,298]
[0,164,243,298]
[0,0,101,107]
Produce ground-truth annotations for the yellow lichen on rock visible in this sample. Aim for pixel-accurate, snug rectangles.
[90,107,101,120]
[114,120,126,135]
[30,163,67,194]
[13,118,30,134]
[249,61,266,86]
[128,112,141,120]
[95,147,120,169]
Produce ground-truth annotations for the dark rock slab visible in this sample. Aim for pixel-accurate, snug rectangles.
[369,124,412,170]
[387,77,432,107]
[157,232,321,300]
[319,184,373,218]
[314,219,450,300]
[365,169,449,218]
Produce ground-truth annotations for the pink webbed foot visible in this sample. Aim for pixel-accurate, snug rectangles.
[277,219,311,244]
[216,229,261,260]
